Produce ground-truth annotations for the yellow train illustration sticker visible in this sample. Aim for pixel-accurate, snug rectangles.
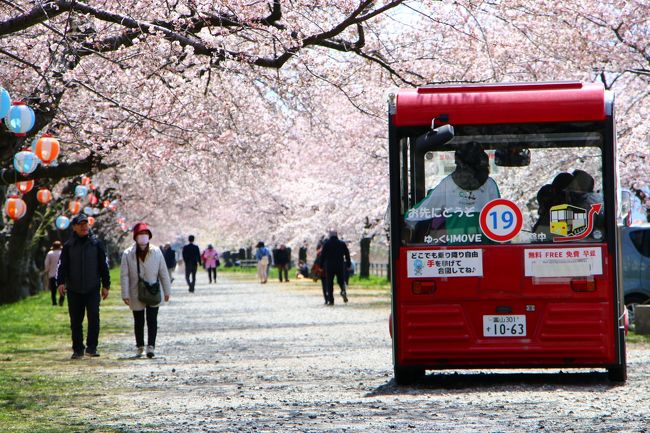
[550,203,602,242]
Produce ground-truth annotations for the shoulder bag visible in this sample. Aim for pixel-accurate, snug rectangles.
[136,255,162,306]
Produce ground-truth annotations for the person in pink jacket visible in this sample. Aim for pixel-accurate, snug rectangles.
[201,244,219,284]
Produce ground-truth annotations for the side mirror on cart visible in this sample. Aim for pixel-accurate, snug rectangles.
[415,124,455,154]
[495,146,531,167]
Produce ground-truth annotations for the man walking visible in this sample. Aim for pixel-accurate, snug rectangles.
[320,230,351,305]
[56,213,111,359]
[275,244,290,282]
[182,235,201,292]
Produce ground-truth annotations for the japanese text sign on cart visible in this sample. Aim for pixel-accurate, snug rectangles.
[407,249,483,278]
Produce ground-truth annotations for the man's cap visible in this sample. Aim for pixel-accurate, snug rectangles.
[71,213,89,225]
[132,222,152,240]
[256,241,265,248]
[455,141,488,166]
[551,172,574,191]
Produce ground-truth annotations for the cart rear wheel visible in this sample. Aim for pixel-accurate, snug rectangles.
[607,364,627,382]
[608,327,627,383]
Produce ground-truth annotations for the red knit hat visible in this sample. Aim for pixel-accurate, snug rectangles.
[132,222,152,240]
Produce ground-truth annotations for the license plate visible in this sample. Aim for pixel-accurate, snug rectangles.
[483,315,526,337]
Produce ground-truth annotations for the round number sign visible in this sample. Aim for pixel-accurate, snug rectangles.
[479,199,523,242]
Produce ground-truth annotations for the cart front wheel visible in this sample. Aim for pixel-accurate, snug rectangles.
[394,366,425,385]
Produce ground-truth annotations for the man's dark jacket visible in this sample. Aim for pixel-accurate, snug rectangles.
[276,248,290,266]
[56,233,110,293]
[320,236,351,271]
[163,247,177,268]
[182,243,201,267]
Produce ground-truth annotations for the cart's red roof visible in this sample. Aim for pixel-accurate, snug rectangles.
[392,82,606,127]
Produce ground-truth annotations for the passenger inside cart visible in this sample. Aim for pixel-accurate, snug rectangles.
[405,141,500,244]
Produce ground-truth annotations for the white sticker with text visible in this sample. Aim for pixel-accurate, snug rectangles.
[524,247,602,277]
[407,249,483,278]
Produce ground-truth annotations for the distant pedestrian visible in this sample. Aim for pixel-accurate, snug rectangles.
[275,244,290,282]
[182,235,201,293]
[201,244,219,284]
[298,241,308,264]
[162,243,177,283]
[56,213,111,359]
[320,230,351,305]
[120,223,171,358]
[296,260,310,279]
[255,241,272,284]
[45,240,64,306]
[313,235,327,302]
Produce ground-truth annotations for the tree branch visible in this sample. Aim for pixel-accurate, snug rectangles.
[0,153,113,185]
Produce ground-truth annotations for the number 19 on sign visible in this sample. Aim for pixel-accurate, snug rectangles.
[479,199,524,242]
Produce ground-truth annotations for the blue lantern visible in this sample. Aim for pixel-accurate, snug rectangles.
[0,86,10,118]
[5,102,35,136]
[75,185,88,198]
[55,215,70,230]
[14,150,41,175]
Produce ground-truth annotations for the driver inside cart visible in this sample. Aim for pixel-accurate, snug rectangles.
[405,141,500,244]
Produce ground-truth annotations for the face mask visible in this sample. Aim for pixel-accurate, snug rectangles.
[136,234,150,246]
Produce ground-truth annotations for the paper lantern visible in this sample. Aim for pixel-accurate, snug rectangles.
[68,200,81,215]
[81,176,91,185]
[5,196,27,220]
[4,102,35,136]
[32,134,60,165]
[37,188,53,204]
[16,179,34,194]
[14,150,40,175]
[83,206,93,215]
[74,185,88,198]
[108,199,118,211]
[87,216,95,227]
[0,86,10,118]
[55,215,70,230]
[88,193,98,205]
[102,200,110,208]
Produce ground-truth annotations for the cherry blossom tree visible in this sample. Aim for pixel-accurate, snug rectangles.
[0,0,647,303]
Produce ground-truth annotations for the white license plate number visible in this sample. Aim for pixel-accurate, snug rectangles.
[483,315,526,337]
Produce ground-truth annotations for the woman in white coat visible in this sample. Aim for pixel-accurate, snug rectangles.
[120,222,171,358]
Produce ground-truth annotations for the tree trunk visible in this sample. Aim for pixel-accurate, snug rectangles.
[360,237,371,278]
[0,188,43,304]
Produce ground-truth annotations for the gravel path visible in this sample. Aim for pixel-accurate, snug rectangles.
[98,272,650,433]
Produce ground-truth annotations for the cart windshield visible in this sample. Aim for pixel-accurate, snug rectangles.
[399,122,606,246]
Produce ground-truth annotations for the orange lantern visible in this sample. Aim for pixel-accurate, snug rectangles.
[5,196,27,220]
[102,200,110,208]
[37,188,53,204]
[16,179,34,194]
[68,200,81,215]
[87,216,95,227]
[81,175,91,185]
[32,134,60,165]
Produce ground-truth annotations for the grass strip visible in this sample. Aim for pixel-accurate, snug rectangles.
[0,268,129,433]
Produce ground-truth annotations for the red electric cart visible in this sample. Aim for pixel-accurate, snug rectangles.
[388,82,627,384]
